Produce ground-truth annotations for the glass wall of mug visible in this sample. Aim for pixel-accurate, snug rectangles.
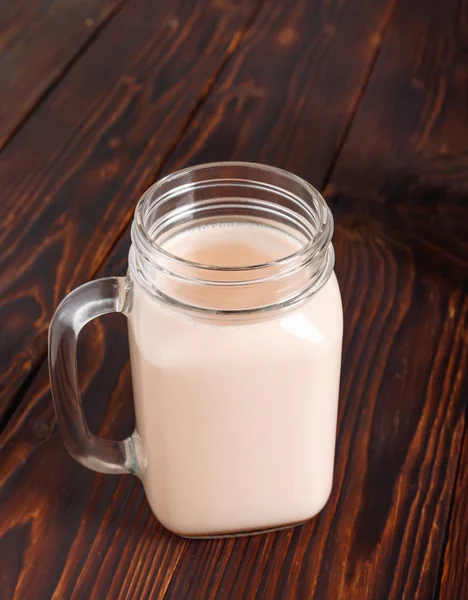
[49,162,343,538]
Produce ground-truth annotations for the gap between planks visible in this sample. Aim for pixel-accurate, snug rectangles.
[320,0,399,192]
[0,0,130,153]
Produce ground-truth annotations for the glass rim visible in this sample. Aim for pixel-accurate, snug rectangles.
[133,161,333,273]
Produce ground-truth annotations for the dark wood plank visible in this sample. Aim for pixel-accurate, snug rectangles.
[0,311,189,599]
[0,0,128,150]
[324,0,468,283]
[439,424,468,600]
[165,0,398,187]
[0,0,402,597]
[0,0,262,424]
[319,0,468,596]
[100,0,467,597]
[160,231,467,600]
[150,2,468,593]
[2,213,466,599]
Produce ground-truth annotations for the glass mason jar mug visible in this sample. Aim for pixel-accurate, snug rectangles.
[49,162,343,538]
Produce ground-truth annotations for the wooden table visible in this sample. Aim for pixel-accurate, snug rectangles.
[1,0,467,598]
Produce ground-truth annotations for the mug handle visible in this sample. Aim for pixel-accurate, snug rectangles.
[48,276,142,476]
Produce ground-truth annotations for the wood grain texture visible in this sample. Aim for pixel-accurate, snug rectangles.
[1,0,467,598]
[162,0,398,185]
[0,0,261,424]
[157,228,467,600]
[1,218,466,599]
[439,424,468,600]
[321,0,468,594]
[325,0,468,283]
[0,0,406,597]
[0,311,188,599]
[0,0,127,149]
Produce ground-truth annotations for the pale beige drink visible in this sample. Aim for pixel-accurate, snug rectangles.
[49,162,343,539]
[128,222,343,537]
